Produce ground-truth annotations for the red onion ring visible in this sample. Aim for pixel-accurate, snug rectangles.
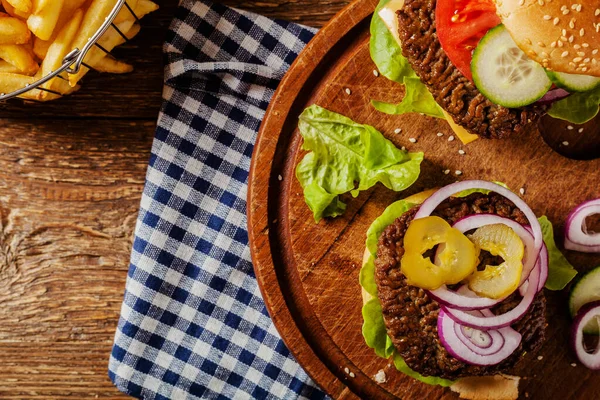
[414,181,543,260]
[571,300,600,370]
[564,199,600,253]
[442,264,540,330]
[438,309,522,365]
[535,88,570,105]
[452,214,537,285]
[428,284,502,311]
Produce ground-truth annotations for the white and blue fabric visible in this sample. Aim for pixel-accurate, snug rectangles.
[108,1,327,398]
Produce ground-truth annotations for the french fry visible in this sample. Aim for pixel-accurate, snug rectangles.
[27,0,64,40]
[32,35,48,59]
[0,43,38,74]
[0,14,31,44]
[40,8,82,91]
[0,59,20,73]
[113,0,137,24]
[5,0,31,14]
[93,55,132,73]
[69,18,142,86]
[0,71,34,93]
[1,0,30,19]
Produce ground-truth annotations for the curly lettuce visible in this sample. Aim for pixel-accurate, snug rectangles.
[548,86,600,124]
[369,0,444,118]
[296,105,423,222]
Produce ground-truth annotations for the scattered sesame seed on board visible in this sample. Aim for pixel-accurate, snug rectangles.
[409,138,417,143]
[437,132,443,137]
[401,146,406,151]
[373,70,379,77]
[568,125,574,130]
[444,169,450,175]
[458,149,465,155]
[374,370,387,383]
[278,175,283,181]
[520,187,525,195]
[344,88,351,95]
[578,128,584,133]
[455,170,462,176]
[448,135,455,142]
[349,372,355,378]
[563,141,570,146]
[344,367,349,374]
[537,356,543,360]
[571,363,577,367]
[394,128,402,134]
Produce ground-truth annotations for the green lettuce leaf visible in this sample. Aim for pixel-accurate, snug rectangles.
[296,105,423,222]
[454,181,509,198]
[369,0,415,83]
[548,86,600,124]
[360,198,455,387]
[369,0,444,118]
[372,77,445,118]
[539,216,578,290]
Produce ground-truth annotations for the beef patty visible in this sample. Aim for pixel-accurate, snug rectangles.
[374,193,547,380]
[396,0,549,139]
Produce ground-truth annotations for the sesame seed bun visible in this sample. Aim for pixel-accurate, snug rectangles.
[495,0,600,76]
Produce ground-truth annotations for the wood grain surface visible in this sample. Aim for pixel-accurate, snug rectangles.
[247,0,600,398]
[0,0,350,398]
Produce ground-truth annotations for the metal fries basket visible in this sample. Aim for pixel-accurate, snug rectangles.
[0,0,137,102]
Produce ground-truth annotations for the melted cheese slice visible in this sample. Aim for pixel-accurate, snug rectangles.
[377,0,479,145]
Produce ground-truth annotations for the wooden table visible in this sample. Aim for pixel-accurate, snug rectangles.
[0,1,348,398]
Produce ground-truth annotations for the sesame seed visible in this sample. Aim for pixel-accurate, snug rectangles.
[537,356,543,360]
[541,51,549,57]
[569,20,575,28]
[561,51,569,57]
[571,4,577,10]
[551,41,557,47]
[519,187,525,195]
[553,17,560,25]
[580,28,585,36]
[373,70,379,77]
[455,170,462,176]
[444,169,450,175]
[374,370,387,383]
[437,132,444,137]
[573,57,583,62]
[574,44,581,49]
[394,128,402,134]
[349,372,356,378]
[344,367,349,374]
[538,0,544,5]
[345,88,351,95]
[569,35,574,43]
[594,49,599,55]
[562,28,567,36]
[596,9,600,16]
[562,9,569,14]
[538,41,546,47]
[401,146,406,151]
[571,363,577,367]
[582,67,589,72]
[568,125,574,130]
[558,40,564,47]
[458,149,466,155]
[579,128,584,133]
[576,4,582,12]
[278,175,283,181]
[409,138,417,143]
[560,35,568,41]
[518,0,524,5]
[448,135,455,142]
[563,141,570,146]
[543,15,552,20]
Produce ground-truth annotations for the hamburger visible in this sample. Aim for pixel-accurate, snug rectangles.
[372,0,600,140]
[360,181,550,399]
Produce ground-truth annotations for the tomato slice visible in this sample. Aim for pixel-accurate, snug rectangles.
[436,0,501,81]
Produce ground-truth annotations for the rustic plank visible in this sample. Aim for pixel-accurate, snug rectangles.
[0,119,154,398]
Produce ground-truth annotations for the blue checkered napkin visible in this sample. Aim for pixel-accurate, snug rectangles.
[108,1,327,399]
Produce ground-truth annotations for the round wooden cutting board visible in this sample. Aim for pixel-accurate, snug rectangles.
[247,0,600,398]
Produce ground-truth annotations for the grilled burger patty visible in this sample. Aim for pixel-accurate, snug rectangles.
[374,193,547,380]
[396,0,549,139]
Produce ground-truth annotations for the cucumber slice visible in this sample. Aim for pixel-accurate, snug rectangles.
[569,266,600,335]
[546,70,600,93]
[471,24,552,108]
